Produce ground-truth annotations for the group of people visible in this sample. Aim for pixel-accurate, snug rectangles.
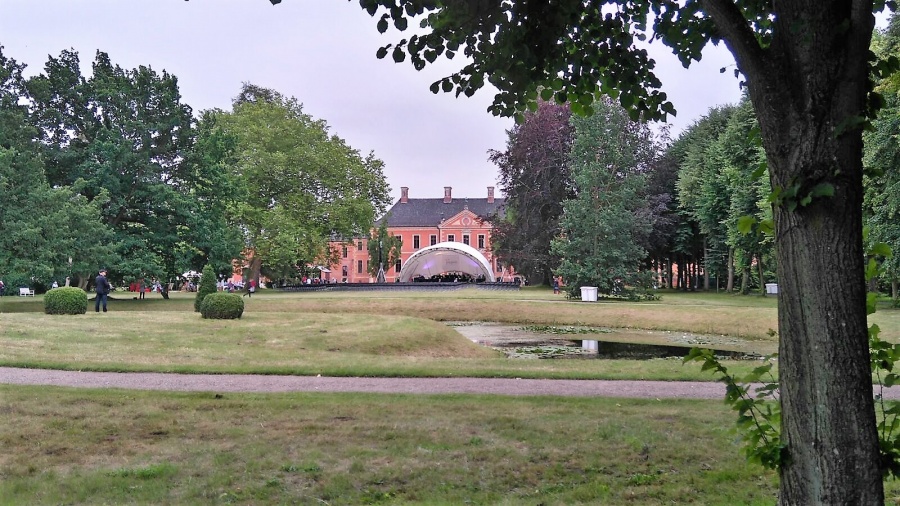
[218,278,257,297]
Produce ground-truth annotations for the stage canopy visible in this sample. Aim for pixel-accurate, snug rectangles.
[398,241,495,282]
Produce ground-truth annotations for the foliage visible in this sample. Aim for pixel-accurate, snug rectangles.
[670,99,773,293]
[367,217,402,279]
[866,17,900,300]
[43,287,88,315]
[684,348,784,469]
[176,110,245,277]
[194,264,218,313]
[22,49,239,286]
[551,98,657,298]
[0,48,117,289]
[488,101,573,285]
[210,84,392,279]
[687,238,900,478]
[199,292,244,319]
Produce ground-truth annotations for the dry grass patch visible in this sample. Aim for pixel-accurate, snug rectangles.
[0,312,496,370]
[0,385,782,505]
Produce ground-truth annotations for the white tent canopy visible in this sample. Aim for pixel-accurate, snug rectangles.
[398,241,495,282]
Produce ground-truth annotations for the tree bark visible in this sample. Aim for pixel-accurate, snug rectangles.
[892,280,898,301]
[703,238,710,290]
[701,0,883,501]
[757,255,765,297]
[726,248,734,292]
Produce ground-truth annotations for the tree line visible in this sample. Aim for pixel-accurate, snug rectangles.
[492,61,900,303]
[0,48,390,292]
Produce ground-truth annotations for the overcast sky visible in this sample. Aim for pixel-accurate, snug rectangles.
[1,0,745,201]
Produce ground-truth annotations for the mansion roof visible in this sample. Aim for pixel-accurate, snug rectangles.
[378,197,505,228]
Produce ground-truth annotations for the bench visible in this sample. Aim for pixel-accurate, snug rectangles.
[19,287,35,297]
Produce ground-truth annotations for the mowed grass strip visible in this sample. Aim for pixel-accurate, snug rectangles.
[0,385,780,505]
[0,310,768,380]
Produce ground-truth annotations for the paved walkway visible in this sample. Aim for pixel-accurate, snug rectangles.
[3,367,900,400]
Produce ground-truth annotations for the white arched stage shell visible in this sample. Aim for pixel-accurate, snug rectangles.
[398,241,495,282]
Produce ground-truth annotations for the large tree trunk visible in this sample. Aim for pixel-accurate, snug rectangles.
[893,280,898,301]
[726,248,734,292]
[704,1,883,501]
[756,255,765,297]
[703,238,710,290]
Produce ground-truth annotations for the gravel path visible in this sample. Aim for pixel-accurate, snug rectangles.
[4,367,900,400]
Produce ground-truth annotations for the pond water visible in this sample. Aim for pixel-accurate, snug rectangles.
[448,322,769,360]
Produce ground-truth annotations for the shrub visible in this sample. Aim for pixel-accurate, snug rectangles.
[194,264,218,312]
[44,287,88,315]
[200,292,244,319]
[2,273,34,296]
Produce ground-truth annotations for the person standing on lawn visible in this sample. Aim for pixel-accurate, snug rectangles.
[95,269,111,312]
[245,279,256,297]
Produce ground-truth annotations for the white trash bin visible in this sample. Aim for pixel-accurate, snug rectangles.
[765,283,779,295]
[580,286,598,302]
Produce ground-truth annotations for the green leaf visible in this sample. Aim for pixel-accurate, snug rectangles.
[377,16,389,33]
[809,183,835,198]
[751,162,768,179]
[737,215,757,235]
[870,243,893,258]
[376,46,389,59]
[392,46,406,63]
[866,257,880,283]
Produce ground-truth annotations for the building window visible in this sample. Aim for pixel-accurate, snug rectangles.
[357,260,363,274]
[463,234,470,245]
[430,234,437,246]
[448,234,455,242]
[413,235,420,249]
[478,235,485,249]
[342,246,348,258]
[395,260,402,273]
[342,265,348,277]
[357,241,363,251]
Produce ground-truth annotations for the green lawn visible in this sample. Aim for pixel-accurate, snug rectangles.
[2,287,899,504]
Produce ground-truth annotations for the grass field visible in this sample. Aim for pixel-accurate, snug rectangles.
[2,287,899,504]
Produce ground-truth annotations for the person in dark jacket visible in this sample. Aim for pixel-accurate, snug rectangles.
[95,269,112,312]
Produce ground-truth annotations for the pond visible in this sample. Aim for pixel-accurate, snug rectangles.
[448,322,770,360]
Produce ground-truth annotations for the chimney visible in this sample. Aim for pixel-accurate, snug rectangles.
[443,186,452,204]
[487,186,495,204]
[400,187,409,204]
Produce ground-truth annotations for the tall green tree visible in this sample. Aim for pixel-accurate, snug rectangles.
[367,218,402,280]
[329,0,892,500]
[550,99,656,298]
[488,101,573,285]
[0,47,114,290]
[717,99,773,295]
[179,110,245,278]
[25,49,232,284]
[212,84,392,282]
[865,15,900,301]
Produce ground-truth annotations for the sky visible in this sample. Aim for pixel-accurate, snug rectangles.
[0,0,745,202]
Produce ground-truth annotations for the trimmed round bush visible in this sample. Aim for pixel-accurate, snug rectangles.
[44,287,88,315]
[200,292,244,319]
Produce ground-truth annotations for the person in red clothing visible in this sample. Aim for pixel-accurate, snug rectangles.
[243,279,256,298]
